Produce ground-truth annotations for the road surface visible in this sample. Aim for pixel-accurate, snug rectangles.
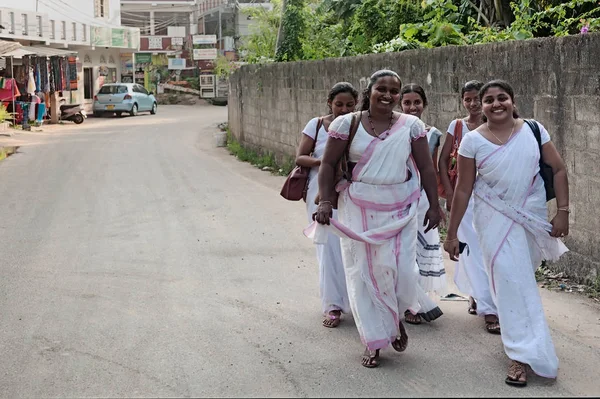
[0,105,599,397]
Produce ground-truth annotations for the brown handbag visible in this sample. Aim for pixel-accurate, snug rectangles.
[437,119,463,199]
[314,111,361,209]
[280,118,323,201]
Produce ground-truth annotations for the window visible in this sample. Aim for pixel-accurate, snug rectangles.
[49,20,55,39]
[8,12,15,34]
[21,14,27,35]
[137,85,149,95]
[82,24,87,41]
[84,68,93,100]
[98,85,128,94]
[61,21,66,40]
[36,16,42,37]
[94,0,108,18]
[72,22,76,40]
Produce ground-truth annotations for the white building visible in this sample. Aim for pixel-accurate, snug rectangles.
[0,0,139,111]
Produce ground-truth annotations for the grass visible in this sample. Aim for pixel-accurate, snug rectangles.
[224,125,295,177]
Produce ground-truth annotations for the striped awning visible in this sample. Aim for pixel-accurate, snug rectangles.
[0,40,22,56]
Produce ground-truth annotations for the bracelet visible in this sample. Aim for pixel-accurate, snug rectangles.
[445,237,459,243]
[557,207,570,213]
[319,201,332,206]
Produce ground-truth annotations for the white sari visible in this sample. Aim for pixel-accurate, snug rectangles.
[459,122,567,378]
[305,113,431,350]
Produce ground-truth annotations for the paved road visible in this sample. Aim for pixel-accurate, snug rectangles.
[1,105,599,398]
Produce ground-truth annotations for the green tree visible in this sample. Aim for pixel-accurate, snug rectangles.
[238,0,283,63]
[275,0,306,61]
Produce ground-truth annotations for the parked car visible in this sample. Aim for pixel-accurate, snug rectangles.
[93,83,157,117]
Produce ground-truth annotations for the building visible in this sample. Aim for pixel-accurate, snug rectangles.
[0,0,139,112]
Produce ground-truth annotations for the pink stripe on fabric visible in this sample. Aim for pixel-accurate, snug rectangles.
[328,130,349,140]
[362,208,400,335]
[348,188,421,212]
[477,125,524,169]
[352,138,379,181]
[489,173,539,295]
[412,130,428,141]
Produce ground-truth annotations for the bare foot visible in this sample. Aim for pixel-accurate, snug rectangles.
[404,310,422,325]
[322,310,341,328]
[505,360,527,387]
[391,321,408,352]
[361,348,380,368]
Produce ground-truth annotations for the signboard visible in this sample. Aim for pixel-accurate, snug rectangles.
[171,37,184,46]
[193,48,217,60]
[148,36,163,50]
[135,53,152,64]
[92,26,138,49]
[168,58,186,70]
[193,34,217,45]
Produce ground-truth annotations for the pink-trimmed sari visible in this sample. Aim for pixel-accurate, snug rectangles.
[305,114,426,351]
[471,125,567,378]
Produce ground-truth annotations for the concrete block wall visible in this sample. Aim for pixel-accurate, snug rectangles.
[228,33,600,282]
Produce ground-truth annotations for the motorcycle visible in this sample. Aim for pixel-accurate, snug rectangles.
[48,99,87,124]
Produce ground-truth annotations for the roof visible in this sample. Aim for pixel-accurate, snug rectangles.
[0,40,22,56]
[2,45,77,58]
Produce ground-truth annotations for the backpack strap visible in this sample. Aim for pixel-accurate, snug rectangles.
[524,119,542,152]
[341,111,361,180]
[310,117,323,155]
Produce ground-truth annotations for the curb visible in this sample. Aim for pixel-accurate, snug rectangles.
[0,146,19,162]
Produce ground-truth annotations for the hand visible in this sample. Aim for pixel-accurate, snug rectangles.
[550,211,569,238]
[445,190,454,212]
[444,237,460,261]
[313,202,333,225]
[423,206,441,234]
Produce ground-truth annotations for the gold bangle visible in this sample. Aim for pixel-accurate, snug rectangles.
[445,237,459,243]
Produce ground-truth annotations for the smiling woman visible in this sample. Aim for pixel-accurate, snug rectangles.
[305,69,441,368]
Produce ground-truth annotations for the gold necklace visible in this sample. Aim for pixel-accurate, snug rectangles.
[487,119,516,145]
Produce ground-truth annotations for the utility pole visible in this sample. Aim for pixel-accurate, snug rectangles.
[218,7,222,55]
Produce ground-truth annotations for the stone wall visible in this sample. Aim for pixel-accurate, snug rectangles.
[228,33,600,283]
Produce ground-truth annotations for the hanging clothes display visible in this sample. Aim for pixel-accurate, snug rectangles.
[68,57,77,90]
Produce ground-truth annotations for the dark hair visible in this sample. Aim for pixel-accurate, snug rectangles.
[327,82,359,105]
[461,80,484,98]
[360,69,402,111]
[479,79,519,121]
[400,83,428,108]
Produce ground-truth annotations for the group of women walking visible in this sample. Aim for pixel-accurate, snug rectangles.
[295,69,570,387]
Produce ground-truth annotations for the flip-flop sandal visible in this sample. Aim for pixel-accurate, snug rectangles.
[391,321,408,352]
[485,321,501,335]
[505,362,527,387]
[322,313,341,328]
[361,349,380,368]
[404,310,422,325]
[468,297,478,315]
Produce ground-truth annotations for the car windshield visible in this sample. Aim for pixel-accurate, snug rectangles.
[98,85,128,95]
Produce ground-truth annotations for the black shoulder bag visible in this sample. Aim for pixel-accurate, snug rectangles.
[524,119,555,201]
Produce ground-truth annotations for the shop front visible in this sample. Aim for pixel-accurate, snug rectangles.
[78,49,122,113]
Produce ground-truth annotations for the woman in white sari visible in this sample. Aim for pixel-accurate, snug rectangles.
[444,80,569,386]
[400,83,447,325]
[307,70,441,368]
[296,82,357,328]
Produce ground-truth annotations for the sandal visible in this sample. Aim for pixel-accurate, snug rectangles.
[391,321,408,352]
[361,348,380,368]
[467,296,477,315]
[404,310,422,325]
[484,315,501,335]
[322,310,341,328]
[505,361,527,387]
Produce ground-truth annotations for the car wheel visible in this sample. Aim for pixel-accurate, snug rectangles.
[130,104,138,116]
[150,102,157,115]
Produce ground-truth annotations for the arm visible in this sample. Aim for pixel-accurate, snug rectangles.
[412,137,441,233]
[444,155,476,261]
[295,134,321,168]
[314,137,348,225]
[438,132,454,210]
[542,141,569,237]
